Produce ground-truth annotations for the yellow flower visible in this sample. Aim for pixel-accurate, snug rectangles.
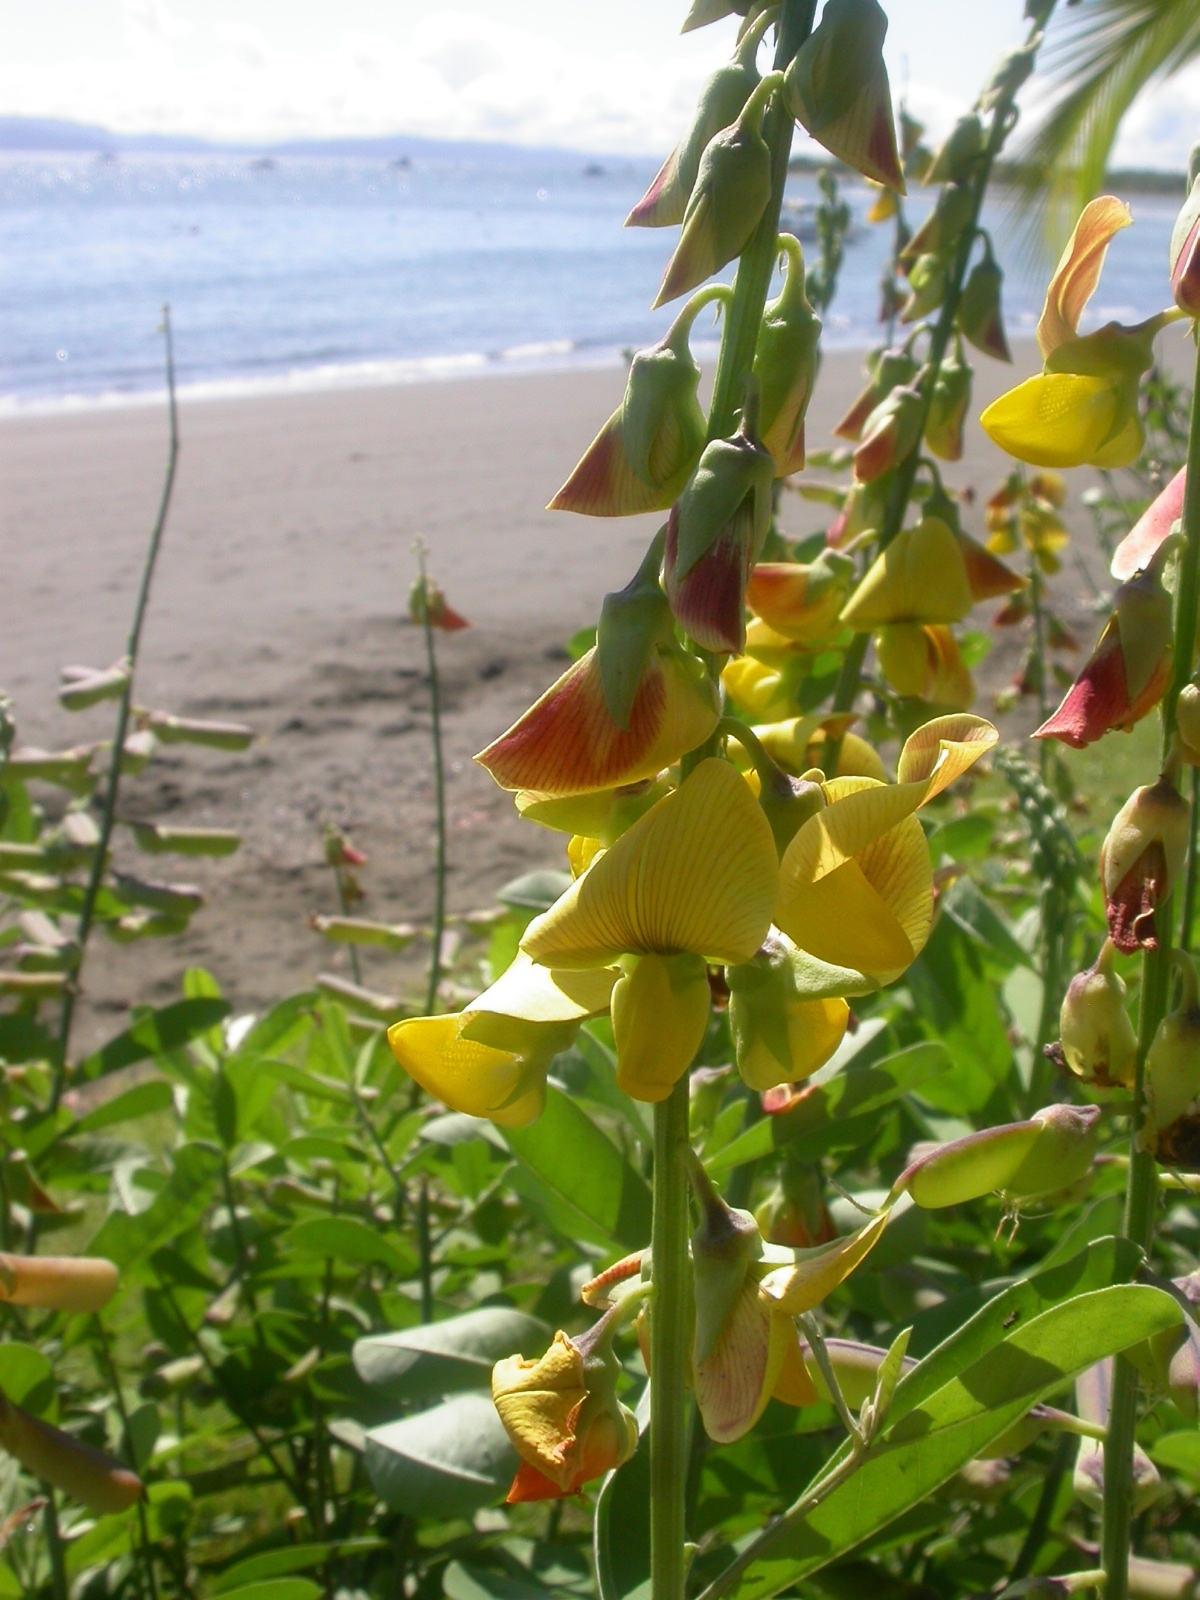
[522,758,778,1100]
[776,715,997,987]
[387,954,617,1127]
[753,715,887,782]
[726,931,853,1092]
[980,197,1167,469]
[839,517,973,631]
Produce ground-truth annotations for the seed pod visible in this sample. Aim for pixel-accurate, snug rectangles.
[1056,940,1137,1089]
[784,0,904,192]
[628,9,770,226]
[1100,775,1190,953]
[924,114,983,186]
[0,1254,118,1313]
[898,1103,1101,1210]
[58,659,131,712]
[1147,955,1200,1135]
[1170,172,1200,316]
[753,235,821,475]
[146,713,255,750]
[128,824,242,857]
[0,1390,142,1515]
[655,73,782,308]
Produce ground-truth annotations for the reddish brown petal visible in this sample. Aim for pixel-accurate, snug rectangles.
[1111,466,1187,582]
[1107,840,1169,953]
[1033,621,1130,749]
[506,1460,569,1503]
[958,530,1025,602]
[664,504,752,655]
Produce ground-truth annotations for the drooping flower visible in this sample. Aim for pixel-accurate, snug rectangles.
[1110,465,1186,582]
[784,0,905,193]
[475,637,718,797]
[627,9,771,228]
[549,287,725,517]
[957,242,1011,363]
[408,574,469,631]
[839,516,973,631]
[852,383,924,482]
[980,198,1170,469]
[874,623,973,708]
[744,550,855,644]
[1100,775,1190,953]
[492,1314,638,1501]
[754,234,822,476]
[775,715,997,988]
[1034,536,1175,749]
[522,758,778,1101]
[387,955,618,1127]
[923,336,972,462]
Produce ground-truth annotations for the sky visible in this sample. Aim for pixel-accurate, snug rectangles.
[0,0,1197,168]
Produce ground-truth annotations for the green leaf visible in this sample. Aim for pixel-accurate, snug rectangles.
[354,1307,550,1400]
[504,1085,651,1251]
[0,1344,55,1419]
[213,1544,381,1594]
[89,1142,223,1270]
[72,1079,174,1134]
[939,875,1032,969]
[907,916,1015,1114]
[217,1582,322,1600]
[726,1281,1179,1600]
[1152,1430,1200,1482]
[444,1561,564,1600]
[364,1392,518,1517]
[124,1400,160,1472]
[80,999,231,1079]
[704,1034,941,1177]
[282,1217,417,1277]
[595,1429,651,1600]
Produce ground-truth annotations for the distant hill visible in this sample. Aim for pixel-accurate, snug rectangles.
[0,115,648,169]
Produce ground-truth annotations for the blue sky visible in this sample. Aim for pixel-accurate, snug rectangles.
[0,1,1196,168]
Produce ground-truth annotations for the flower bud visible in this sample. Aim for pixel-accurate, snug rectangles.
[1055,941,1137,1089]
[721,651,806,722]
[956,526,1026,603]
[898,1103,1101,1210]
[686,1152,763,1366]
[827,478,888,547]
[840,516,973,629]
[900,254,946,324]
[754,235,822,475]
[726,930,852,1090]
[1035,536,1175,749]
[924,115,983,186]
[0,1390,142,1515]
[551,290,721,516]
[958,248,1012,363]
[1147,955,1200,1137]
[834,345,918,442]
[492,1316,638,1501]
[784,0,905,193]
[628,10,770,226]
[655,73,782,308]
[853,382,925,482]
[924,341,972,463]
[665,421,776,653]
[409,575,469,631]
[744,550,855,645]
[1100,775,1190,953]
[612,952,711,1103]
[1170,172,1200,317]
[755,1161,834,1249]
[901,183,974,265]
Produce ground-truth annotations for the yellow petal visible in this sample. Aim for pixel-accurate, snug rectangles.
[492,1333,587,1487]
[736,994,850,1092]
[722,654,799,723]
[548,407,681,516]
[1037,196,1131,358]
[760,1210,889,1315]
[459,952,617,1045]
[522,758,778,968]
[896,713,998,799]
[477,643,719,798]
[979,373,1123,469]
[612,952,711,1102]
[694,1280,790,1444]
[517,779,672,841]
[773,1321,820,1407]
[781,775,918,885]
[1092,410,1144,469]
[839,517,972,629]
[776,852,919,987]
[387,1015,547,1128]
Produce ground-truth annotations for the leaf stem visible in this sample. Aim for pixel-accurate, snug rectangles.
[650,1077,691,1600]
[418,549,448,1018]
[53,307,180,1103]
[1102,331,1200,1600]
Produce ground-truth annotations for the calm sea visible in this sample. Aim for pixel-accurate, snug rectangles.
[0,146,1182,414]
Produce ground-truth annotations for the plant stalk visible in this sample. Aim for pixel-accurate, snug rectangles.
[650,1076,691,1600]
[1103,333,1200,1600]
[54,307,179,1102]
[1182,767,1200,952]
[418,551,448,1017]
[42,1493,67,1600]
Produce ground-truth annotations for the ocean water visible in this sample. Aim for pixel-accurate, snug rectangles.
[0,146,1183,414]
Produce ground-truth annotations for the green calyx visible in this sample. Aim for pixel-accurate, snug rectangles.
[596,526,676,730]
[682,1147,763,1366]
[620,287,727,489]
[925,114,983,187]
[754,235,822,463]
[673,422,775,579]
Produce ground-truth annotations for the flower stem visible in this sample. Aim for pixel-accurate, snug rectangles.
[650,1077,692,1600]
[1102,331,1200,1600]
[1183,767,1200,952]
[53,306,179,1106]
[418,549,448,1017]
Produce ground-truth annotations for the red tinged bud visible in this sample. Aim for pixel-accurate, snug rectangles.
[924,115,983,186]
[785,0,905,193]
[1170,172,1200,317]
[834,345,917,442]
[957,247,1011,363]
[1100,775,1190,954]
[900,183,973,265]
[853,382,924,482]
[753,235,821,475]
[958,528,1025,603]
[1147,956,1200,1140]
[1110,465,1186,582]
[628,10,770,227]
[408,575,469,631]
[900,253,946,324]
[655,74,782,309]
[1035,537,1175,749]
[924,337,972,462]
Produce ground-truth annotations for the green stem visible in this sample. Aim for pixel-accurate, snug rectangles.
[650,1077,691,1600]
[1010,1430,1074,1582]
[417,1176,434,1324]
[335,867,363,987]
[419,554,447,1018]
[42,1493,67,1600]
[1029,554,1050,774]
[1183,767,1200,953]
[1102,333,1200,1600]
[54,309,179,1102]
[92,1319,159,1600]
